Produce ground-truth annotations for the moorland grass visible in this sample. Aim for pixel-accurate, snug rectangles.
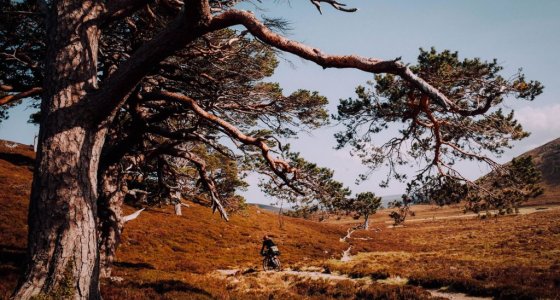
[1,140,559,299]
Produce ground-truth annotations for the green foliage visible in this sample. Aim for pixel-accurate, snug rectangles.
[466,155,544,214]
[0,0,44,124]
[0,0,45,89]
[388,195,414,225]
[97,25,331,211]
[257,147,351,216]
[406,175,468,206]
[350,191,381,219]
[400,155,543,216]
[334,48,543,187]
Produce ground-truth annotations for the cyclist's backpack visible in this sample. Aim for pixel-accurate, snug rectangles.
[270,245,280,256]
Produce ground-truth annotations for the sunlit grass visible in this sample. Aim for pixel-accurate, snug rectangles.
[1,140,559,299]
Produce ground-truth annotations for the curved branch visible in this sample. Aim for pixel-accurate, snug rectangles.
[95,2,466,129]
[169,149,229,220]
[209,10,453,110]
[143,91,303,195]
[0,87,42,106]
[310,0,358,14]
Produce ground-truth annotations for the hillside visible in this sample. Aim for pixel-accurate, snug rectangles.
[0,141,34,299]
[248,203,285,213]
[521,137,560,204]
[0,140,350,297]
[117,203,347,274]
[477,137,560,205]
[1,139,559,299]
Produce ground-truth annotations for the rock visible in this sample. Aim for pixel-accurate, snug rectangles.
[242,267,257,275]
[109,276,124,283]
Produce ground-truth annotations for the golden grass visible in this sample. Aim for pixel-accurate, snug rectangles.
[325,210,560,298]
[116,203,348,274]
[1,139,559,299]
[0,141,33,299]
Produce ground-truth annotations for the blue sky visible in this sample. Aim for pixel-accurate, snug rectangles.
[1,1,559,204]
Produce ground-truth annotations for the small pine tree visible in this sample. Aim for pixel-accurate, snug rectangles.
[467,156,543,214]
[388,195,414,226]
[351,192,382,229]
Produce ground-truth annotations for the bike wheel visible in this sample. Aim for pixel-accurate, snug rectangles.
[263,257,270,271]
[272,257,281,271]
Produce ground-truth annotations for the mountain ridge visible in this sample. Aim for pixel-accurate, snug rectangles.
[496,137,560,204]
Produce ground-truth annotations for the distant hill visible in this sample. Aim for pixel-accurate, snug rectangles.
[380,194,402,208]
[249,203,286,213]
[518,137,560,204]
[251,195,400,212]
[479,137,560,205]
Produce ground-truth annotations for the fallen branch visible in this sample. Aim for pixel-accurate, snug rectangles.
[341,246,352,262]
[339,228,356,242]
[123,208,145,222]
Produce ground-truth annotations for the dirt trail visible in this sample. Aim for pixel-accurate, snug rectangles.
[390,204,560,225]
[214,205,559,299]
[215,268,491,299]
[216,268,355,281]
[428,289,492,300]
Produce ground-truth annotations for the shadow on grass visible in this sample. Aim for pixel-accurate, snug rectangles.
[409,276,544,299]
[0,246,26,268]
[0,246,24,298]
[113,261,155,270]
[0,152,34,167]
[129,280,212,297]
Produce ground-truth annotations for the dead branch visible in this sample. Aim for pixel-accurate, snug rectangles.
[123,208,145,222]
[310,0,358,14]
[167,148,229,220]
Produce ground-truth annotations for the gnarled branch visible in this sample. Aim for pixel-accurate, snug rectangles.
[0,87,43,106]
[168,148,229,220]
[143,91,303,194]
[209,10,453,110]
[310,0,357,14]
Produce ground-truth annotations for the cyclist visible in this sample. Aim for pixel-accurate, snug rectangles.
[260,235,280,258]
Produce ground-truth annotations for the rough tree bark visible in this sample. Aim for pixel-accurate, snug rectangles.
[14,1,216,296]
[97,164,126,279]
[9,1,467,298]
[13,1,105,299]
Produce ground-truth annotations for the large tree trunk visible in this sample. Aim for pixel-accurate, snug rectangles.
[98,164,126,279]
[13,1,105,299]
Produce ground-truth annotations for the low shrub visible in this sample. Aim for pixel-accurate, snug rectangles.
[356,284,433,300]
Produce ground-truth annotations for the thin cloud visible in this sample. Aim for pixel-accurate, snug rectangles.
[516,104,560,132]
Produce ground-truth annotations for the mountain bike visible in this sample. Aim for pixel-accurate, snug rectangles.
[262,252,281,271]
